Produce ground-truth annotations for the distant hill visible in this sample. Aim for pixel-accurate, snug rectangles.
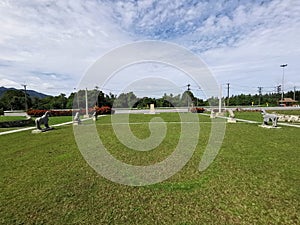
[0,86,51,99]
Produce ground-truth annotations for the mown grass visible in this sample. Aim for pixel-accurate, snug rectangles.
[234,110,300,122]
[272,109,300,115]
[40,116,73,124]
[234,112,262,122]
[0,113,299,224]
[0,116,27,122]
[0,116,73,133]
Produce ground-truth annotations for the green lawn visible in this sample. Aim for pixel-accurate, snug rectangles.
[0,116,73,133]
[0,116,27,122]
[234,110,300,122]
[46,116,73,124]
[0,113,299,224]
[271,109,300,115]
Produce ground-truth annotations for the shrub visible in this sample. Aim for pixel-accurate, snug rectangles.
[91,106,115,115]
[27,106,114,117]
[190,107,205,113]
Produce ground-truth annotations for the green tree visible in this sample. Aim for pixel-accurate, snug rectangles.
[0,89,31,110]
[114,92,139,108]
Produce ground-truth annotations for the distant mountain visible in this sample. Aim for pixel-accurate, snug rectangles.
[0,86,51,99]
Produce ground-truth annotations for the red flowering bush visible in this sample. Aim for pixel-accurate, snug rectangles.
[190,107,205,113]
[90,106,115,115]
[27,106,114,117]
[27,109,73,117]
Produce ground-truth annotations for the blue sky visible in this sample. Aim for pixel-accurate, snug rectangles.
[0,0,299,98]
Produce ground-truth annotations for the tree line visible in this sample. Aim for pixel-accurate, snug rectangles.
[0,88,299,112]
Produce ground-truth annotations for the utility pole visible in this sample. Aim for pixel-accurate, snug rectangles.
[226,83,230,107]
[276,85,281,94]
[276,85,281,105]
[22,84,28,111]
[85,88,89,118]
[258,86,262,106]
[280,64,287,100]
[187,84,190,111]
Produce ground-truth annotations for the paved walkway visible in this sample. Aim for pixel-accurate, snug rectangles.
[0,118,93,136]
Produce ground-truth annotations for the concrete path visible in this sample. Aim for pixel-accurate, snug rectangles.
[0,118,92,136]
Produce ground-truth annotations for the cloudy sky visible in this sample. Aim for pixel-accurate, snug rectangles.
[0,0,299,98]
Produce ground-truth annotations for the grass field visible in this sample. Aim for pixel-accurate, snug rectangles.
[233,110,300,122]
[0,113,299,224]
[0,116,27,122]
[0,116,73,133]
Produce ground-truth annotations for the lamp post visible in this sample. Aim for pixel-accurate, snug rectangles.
[74,88,79,109]
[280,64,287,101]
[22,84,28,111]
[95,86,99,107]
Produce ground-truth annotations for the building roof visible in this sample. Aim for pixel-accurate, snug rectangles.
[278,98,298,103]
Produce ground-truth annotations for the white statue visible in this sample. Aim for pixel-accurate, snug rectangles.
[35,111,51,130]
[92,111,97,121]
[261,109,278,127]
[73,112,81,125]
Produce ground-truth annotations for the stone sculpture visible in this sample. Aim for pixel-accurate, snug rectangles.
[261,109,278,127]
[73,112,81,125]
[34,111,52,131]
[92,111,98,121]
[227,109,236,123]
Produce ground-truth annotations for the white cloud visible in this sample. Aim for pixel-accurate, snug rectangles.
[0,0,299,97]
[0,0,131,95]
[0,78,21,88]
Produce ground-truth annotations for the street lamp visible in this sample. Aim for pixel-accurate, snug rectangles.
[74,88,79,109]
[21,84,28,111]
[95,86,99,107]
[280,64,287,101]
